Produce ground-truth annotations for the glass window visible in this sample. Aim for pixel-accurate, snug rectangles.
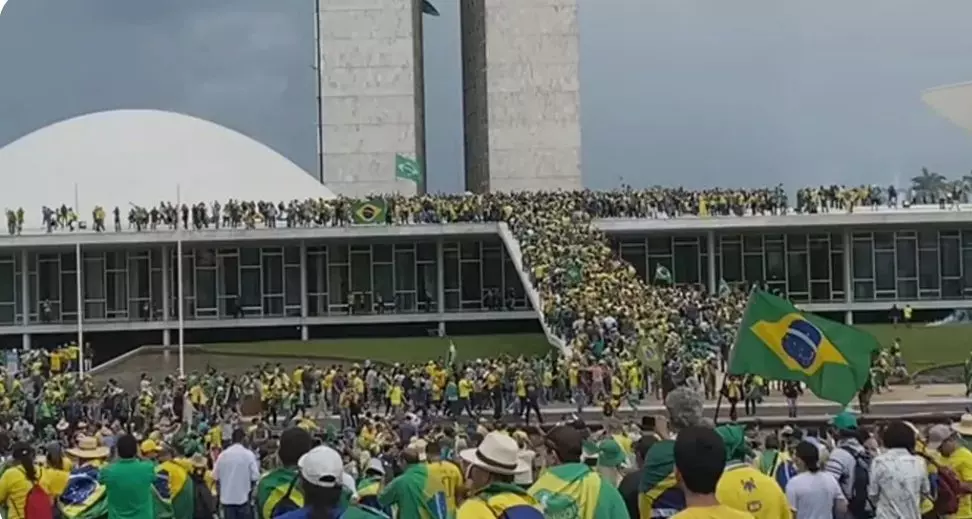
[963,230,972,249]
[483,248,503,290]
[786,234,807,252]
[673,244,699,285]
[373,264,393,301]
[61,272,77,314]
[329,244,349,264]
[649,257,674,284]
[809,242,829,281]
[919,231,938,249]
[284,246,300,266]
[741,235,761,253]
[395,251,416,291]
[787,252,808,294]
[941,237,961,278]
[195,249,216,268]
[504,260,524,297]
[853,280,874,301]
[943,278,962,299]
[38,260,59,303]
[896,238,917,278]
[220,256,239,297]
[328,265,348,305]
[0,262,14,304]
[810,281,831,302]
[621,246,647,282]
[965,250,972,290]
[647,236,672,255]
[129,257,149,299]
[350,253,371,293]
[460,262,482,305]
[263,296,284,317]
[241,268,261,308]
[373,244,393,264]
[262,254,284,295]
[831,252,844,291]
[874,251,895,291]
[417,242,436,262]
[744,254,764,283]
[897,279,918,299]
[240,247,260,267]
[852,241,873,279]
[461,241,481,260]
[418,264,437,308]
[721,243,742,281]
[285,266,301,307]
[83,258,104,300]
[196,269,216,310]
[919,249,940,289]
[831,232,845,250]
[765,242,785,281]
[874,232,894,251]
[444,251,459,290]
[61,251,77,270]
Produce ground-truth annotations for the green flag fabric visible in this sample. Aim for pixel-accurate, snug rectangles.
[653,264,673,284]
[729,290,878,405]
[395,154,422,184]
[352,199,388,224]
[718,278,731,298]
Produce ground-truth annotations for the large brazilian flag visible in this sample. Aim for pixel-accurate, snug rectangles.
[58,465,180,519]
[257,468,303,519]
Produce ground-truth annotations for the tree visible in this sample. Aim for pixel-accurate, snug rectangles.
[911,167,947,199]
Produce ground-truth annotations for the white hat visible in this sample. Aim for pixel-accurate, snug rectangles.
[367,458,385,476]
[459,432,530,476]
[298,446,345,488]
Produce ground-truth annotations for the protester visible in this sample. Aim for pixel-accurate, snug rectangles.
[257,427,314,519]
[865,421,927,519]
[456,431,542,518]
[274,445,369,519]
[823,412,869,509]
[213,429,260,519]
[928,423,972,519]
[378,439,456,518]
[787,441,848,519]
[669,426,751,519]
[99,434,158,519]
[620,435,658,519]
[715,425,790,519]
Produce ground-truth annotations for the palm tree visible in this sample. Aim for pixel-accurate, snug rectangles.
[911,167,948,202]
[422,0,440,16]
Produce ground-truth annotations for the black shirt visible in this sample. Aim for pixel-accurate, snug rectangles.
[619,467,644,519]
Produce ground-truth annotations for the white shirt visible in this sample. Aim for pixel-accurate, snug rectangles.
[213,443,260,505]
[867,448,928,519]
[786,471,846,519]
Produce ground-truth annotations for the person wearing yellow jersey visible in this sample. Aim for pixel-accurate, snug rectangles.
[715,426,789,519]
[670,427,753,519]
[458,374,474,417]
[457,432,542,519]
[387,381,403,416]
[930,423,972,519]
[0,442,62,518]
[49,348,63,373]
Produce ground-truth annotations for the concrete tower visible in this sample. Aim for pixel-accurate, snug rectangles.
[460,0,582,193]
[315,0,427,197]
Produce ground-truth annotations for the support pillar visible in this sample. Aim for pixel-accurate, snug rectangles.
[21,334,30,350]
[161,245,171,345]
[437,239,445,336]
[299,241,309,341]
[706,230,717,294]
[843,229,853,324]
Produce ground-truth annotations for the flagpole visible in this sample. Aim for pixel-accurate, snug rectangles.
[176,184,185,377]
[76,241,84,376]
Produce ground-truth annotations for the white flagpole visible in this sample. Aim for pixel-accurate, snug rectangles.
[76,241,84,376]
[176,184,185,377]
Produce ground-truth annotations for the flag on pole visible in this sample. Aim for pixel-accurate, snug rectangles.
[446,340,457,368]
[718,278,731,298]
[654,264,673,284]
[395,154,422,185]
[729,290,879,405]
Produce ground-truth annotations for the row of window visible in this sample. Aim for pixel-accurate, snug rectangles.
[0,241,528,325]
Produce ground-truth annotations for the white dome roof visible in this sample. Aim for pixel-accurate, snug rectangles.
[922,81,972,132]
[0,109,334,229]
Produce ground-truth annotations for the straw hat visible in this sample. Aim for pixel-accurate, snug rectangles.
[67,436,109,459]
[56,419,70,431]
[459,431,529,476]
[190,453,208,469]
[953,414,972,437]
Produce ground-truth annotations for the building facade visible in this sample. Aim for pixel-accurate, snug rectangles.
[460,0,582,193]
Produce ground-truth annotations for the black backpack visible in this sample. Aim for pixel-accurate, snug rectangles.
[190,474,217,519]
[839,446,874,519]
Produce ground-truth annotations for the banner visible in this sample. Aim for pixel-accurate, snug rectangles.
[352,199,388,225]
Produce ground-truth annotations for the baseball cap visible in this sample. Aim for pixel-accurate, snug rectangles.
[927,424,955,451]
[140,439,163,454]
[298,446,345,488]
[829,412,858,431]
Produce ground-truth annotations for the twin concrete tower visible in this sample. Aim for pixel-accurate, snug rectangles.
[315,0,582,196]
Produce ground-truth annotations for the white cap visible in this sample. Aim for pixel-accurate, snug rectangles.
[298,446,345,488]
[367,458,386,475]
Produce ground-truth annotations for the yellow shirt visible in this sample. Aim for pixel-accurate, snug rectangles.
[427,461,463,518]
[50,352,62,372]
[671,505,755,519]
[457,488,541,519]
[458,379,472,399]
[716,463,790,519]
[0,465,60,518]
[388,386,403,406]
[943,446,972,519]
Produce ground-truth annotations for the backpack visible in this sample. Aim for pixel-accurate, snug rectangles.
[190,475,217,519]
[269,476,302,519]
[920,453,962,515]
[20,467,52,519]
[839,446,874,519]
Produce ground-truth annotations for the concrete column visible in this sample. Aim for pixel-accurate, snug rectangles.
[437,238,445,336]
[706,231,717,294]
[843,229,853,324]
[300,240,309,341]
[161,245,170,322]
[21,334,30,350]
[20,250,29,327]
[162,329,171,347]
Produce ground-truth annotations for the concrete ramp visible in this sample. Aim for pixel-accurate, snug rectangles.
[497,223,567,354]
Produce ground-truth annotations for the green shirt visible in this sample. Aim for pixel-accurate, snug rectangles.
[99,458,158,519]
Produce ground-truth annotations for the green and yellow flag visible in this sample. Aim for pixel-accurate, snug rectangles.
[729,290,879,405]
[352,199,388,224]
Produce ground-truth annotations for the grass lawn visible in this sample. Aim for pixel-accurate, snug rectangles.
[858,324,972,371]
[201,333,551,364]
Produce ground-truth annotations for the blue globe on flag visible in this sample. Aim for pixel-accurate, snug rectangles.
[782,319,823,370]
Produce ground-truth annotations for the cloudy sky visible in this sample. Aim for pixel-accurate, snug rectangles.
[1,0,972,193]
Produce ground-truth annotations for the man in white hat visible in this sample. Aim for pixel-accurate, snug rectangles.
[457,431,542,517]
[275,445,375,519]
